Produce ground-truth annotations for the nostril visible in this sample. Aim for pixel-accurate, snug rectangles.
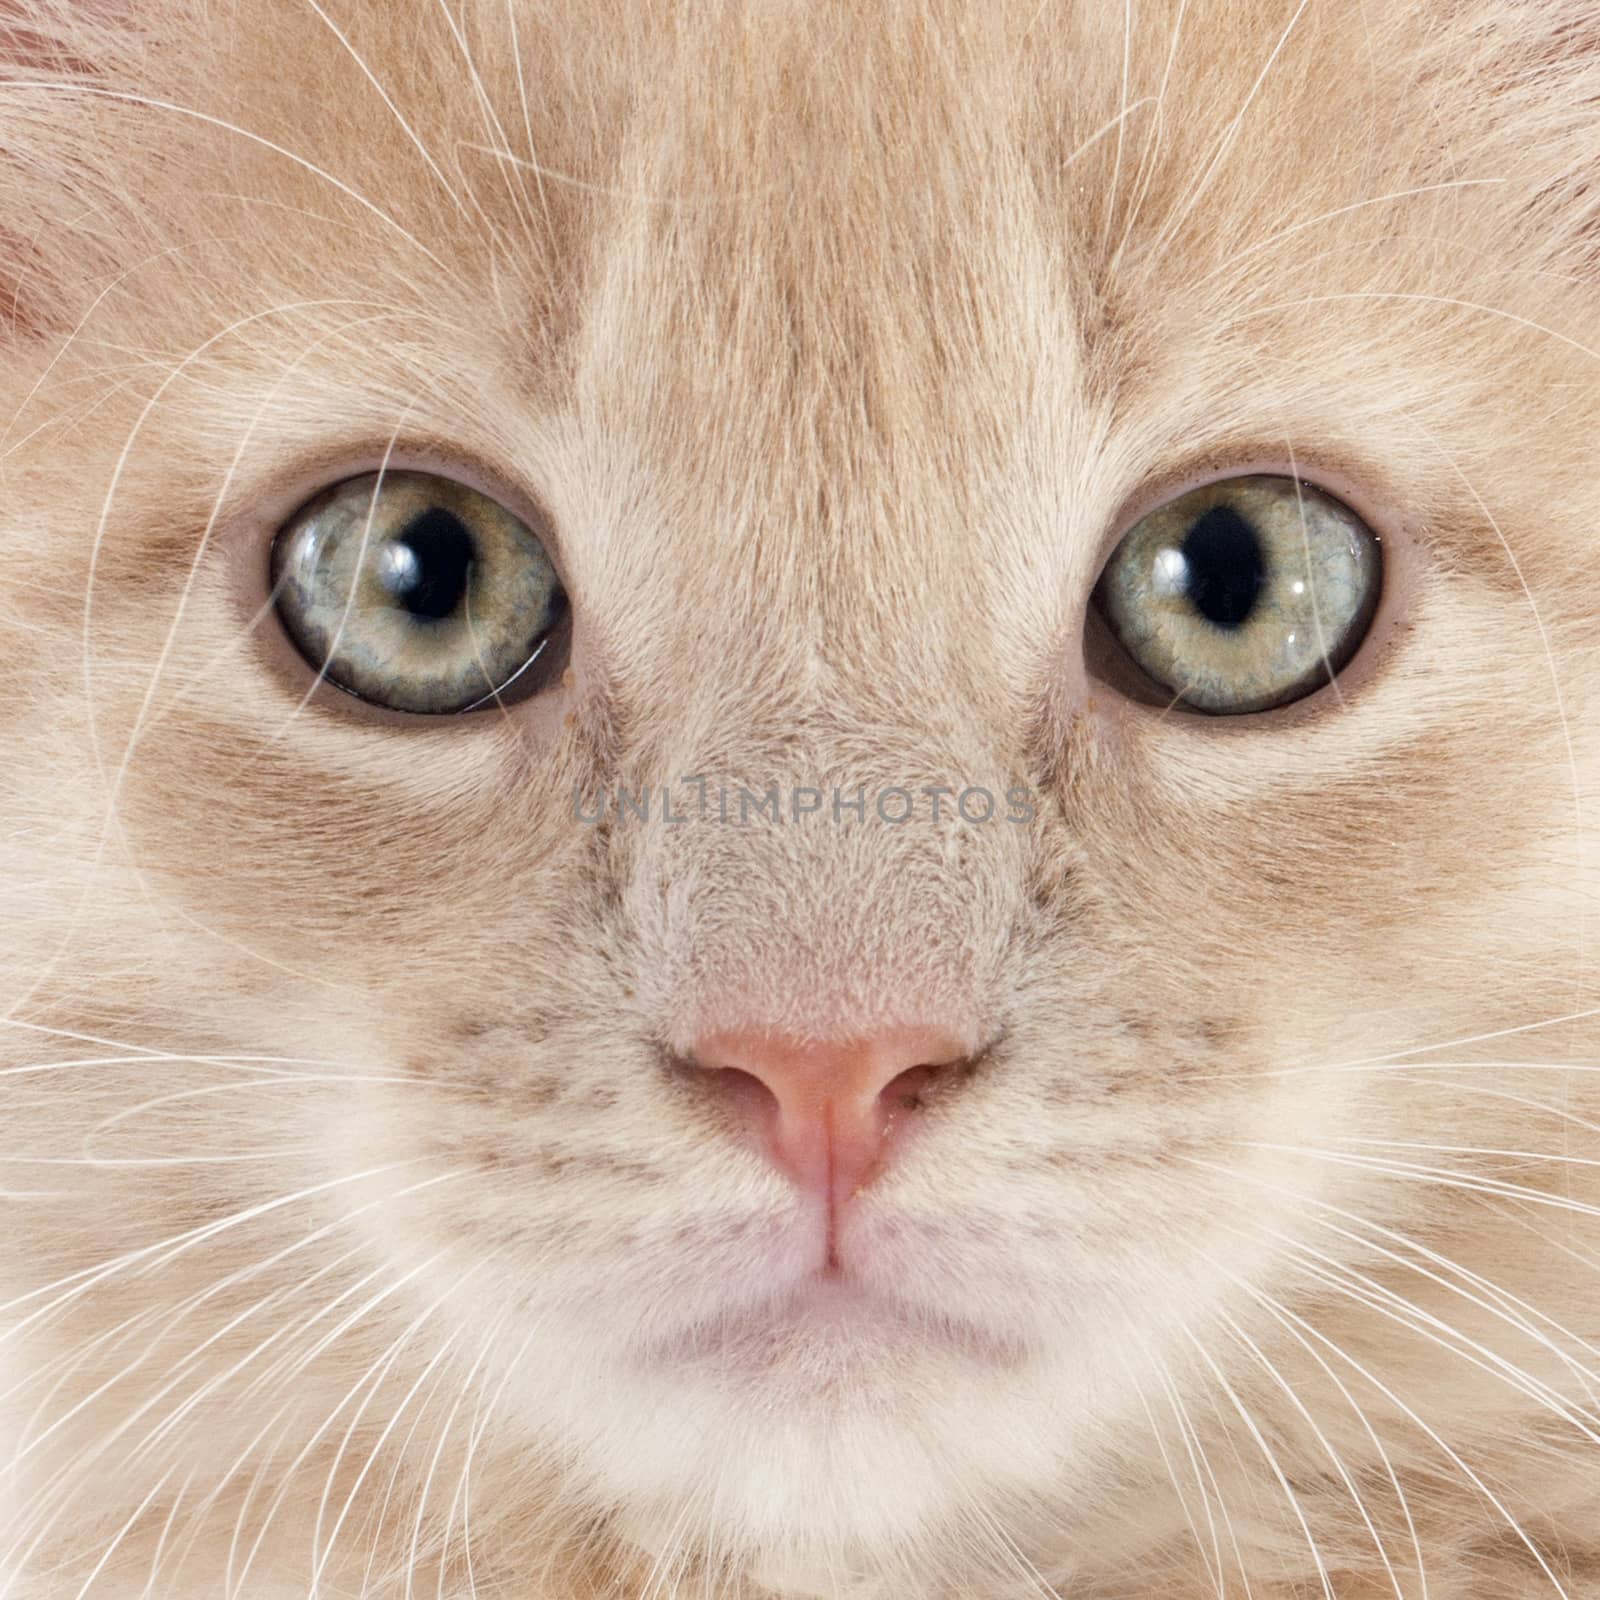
[669,1027,994,1206]
[704,1064,780,1118]
[880,1061,954,1113]
[671,1060,785,1144]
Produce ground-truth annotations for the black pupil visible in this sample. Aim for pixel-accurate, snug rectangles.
[379,508,475,620]
[1181,504,1265,629]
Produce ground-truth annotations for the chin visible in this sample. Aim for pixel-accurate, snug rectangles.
[418,1193,1140,1598]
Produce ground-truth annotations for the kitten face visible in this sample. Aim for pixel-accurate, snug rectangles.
[3,0,1600,1595]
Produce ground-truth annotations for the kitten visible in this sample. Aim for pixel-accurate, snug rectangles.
[2,0,1599,1594]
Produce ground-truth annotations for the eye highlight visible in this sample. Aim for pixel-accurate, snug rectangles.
[1090,475,1382,715]
[270,470,570,715]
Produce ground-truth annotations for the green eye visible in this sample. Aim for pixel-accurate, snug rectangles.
[1090,475,1382,715]
[270,470,570,715]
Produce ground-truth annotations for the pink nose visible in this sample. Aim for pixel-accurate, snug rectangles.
[686,1026,975,1215]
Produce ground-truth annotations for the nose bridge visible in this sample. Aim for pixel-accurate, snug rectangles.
[616,724,1029,1053]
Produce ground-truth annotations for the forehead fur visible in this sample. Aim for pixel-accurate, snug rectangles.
[1,0,1595,609]
[0,0,1591,742]
[4,0,1598,393]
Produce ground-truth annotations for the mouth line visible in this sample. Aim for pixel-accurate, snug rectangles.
[633,1268,1031,1373]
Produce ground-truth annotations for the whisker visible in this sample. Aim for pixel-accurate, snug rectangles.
[65,1465,177,1600]
[307,1301,476,1595]
[1145,0,1312,259]
[1177,1323,1336,1599]
[0,1160,437,1334]
[1229,289,1600,369]
[1234,1142,1600,1224]
[361,1312,505,1600]
[135,1466,197,1600]
[1193,178,1507,289]
[293,0,473,221]
[1187,1151,1600,1394]
[1157,1342,1255,1597]
[1195,1212,1573,1593]
[502,0,554,241]
[1105,0,1192,272]
[1119,1343,1228,1596]
[217,1248,463,1597]
[1208,1288,1420,1599]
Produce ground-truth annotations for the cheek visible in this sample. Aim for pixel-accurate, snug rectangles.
[109,700,580,979]
[85,532,612,977]
[1073,701,1571,991]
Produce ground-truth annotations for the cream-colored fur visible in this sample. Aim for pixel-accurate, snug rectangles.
[2,0,1599,1594]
